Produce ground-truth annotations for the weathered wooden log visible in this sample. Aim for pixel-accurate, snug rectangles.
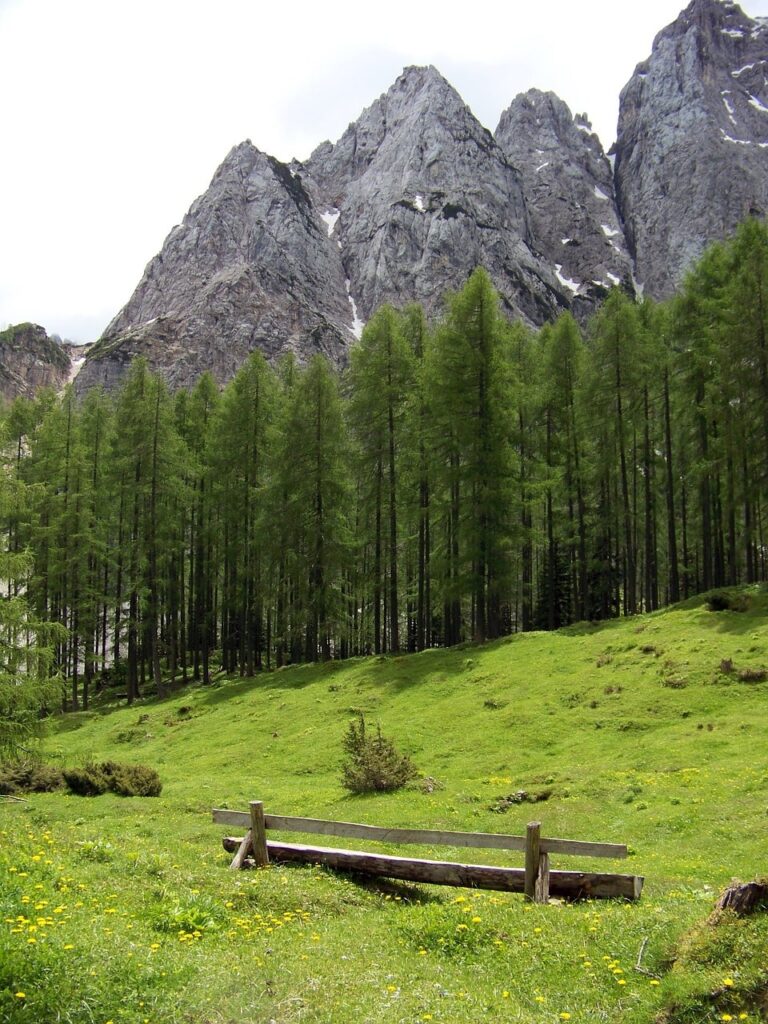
[713,880,768,917]
[221,836,643,900]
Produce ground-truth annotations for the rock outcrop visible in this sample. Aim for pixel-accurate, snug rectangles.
[615,0,768,298]
[304,66,564,326]
[495,89,634,316]
[78,142,354,393]
[0,323,71,402]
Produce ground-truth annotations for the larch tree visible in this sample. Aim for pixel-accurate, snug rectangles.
[347,306,415,654]
[426,268,515,643]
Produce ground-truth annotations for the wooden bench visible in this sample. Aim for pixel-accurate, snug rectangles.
[213,802,643,903]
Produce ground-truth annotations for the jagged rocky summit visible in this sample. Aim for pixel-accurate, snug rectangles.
[78,66,574,393]
[0,324,72,402]
[74,0,768,393]
[495,89,634,316]
[615,0,768,298]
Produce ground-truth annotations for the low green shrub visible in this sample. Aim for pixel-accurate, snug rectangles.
[111,763,162,796]
[0,759,63,794]
[62,760,162,797]
[62,763,110,795]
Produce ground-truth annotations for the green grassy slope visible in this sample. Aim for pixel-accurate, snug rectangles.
[2,589,768,1023]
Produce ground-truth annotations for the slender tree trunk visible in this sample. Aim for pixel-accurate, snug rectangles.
[663,368,680,604]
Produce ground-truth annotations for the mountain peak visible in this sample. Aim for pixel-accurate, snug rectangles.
[495,88,632,307]
[393,64,458,95]
[615,0,768,298]
[397,63,444,82]
[377,63,473,127]
[663,0,757,37]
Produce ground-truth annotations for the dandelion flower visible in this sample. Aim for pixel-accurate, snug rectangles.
[723,978,734,988]
[15,993,25,999]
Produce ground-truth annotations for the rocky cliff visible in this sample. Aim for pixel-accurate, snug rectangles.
[495,89,634,318]
[304,66,564,326]
[71,0,768,394]
[615,0,768,297]
[0,323,71,403]
[77,67,570,393]
[79,142,353,393]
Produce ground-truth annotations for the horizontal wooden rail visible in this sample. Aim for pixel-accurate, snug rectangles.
[212,809,627,860]
[220,837,643,900]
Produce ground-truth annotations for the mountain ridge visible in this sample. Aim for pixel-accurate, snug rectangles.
[28,0,768,395]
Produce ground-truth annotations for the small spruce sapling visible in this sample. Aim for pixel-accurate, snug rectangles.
[341,714,416,794]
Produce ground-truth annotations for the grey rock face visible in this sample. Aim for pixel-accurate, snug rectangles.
[78,142,354,393]
[304,66,565,327]
[0,323,71,402]
[81,67,575,392]
[495,89,634,316]
[615,0,768,298]
[78,11,768,394]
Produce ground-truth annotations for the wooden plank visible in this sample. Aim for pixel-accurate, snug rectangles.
[262,841,644,901]
[229,829,252,870]
[214,809,252,828]
[525,821,541,901]
[542,837,627,859]
[211,809,627,858]
[250,802,269,867]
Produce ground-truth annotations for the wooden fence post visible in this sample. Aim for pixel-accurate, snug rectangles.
[535,852,550,904]
[524,821,541,901]
[250,801,270,867]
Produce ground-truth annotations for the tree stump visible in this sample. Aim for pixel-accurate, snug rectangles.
[712,880,768,918]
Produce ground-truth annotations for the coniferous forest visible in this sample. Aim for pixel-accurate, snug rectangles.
[3,218,768,712]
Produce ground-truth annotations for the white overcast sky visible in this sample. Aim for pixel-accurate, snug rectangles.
[2,0,768,344]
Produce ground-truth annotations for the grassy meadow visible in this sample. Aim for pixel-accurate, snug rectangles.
[2,589,768,1023]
